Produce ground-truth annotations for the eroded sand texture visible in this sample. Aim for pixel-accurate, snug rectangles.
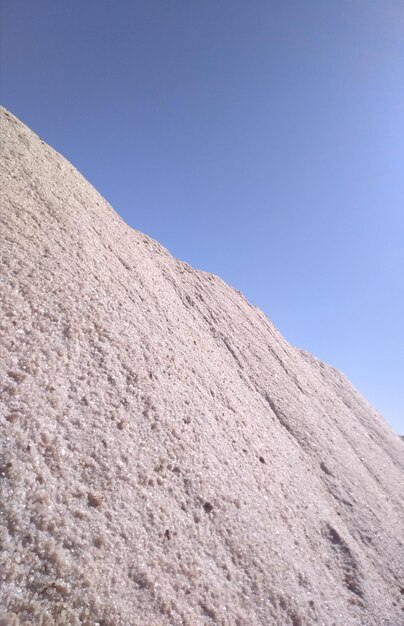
[1,108,403,625]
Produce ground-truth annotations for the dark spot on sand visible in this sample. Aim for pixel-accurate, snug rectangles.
[320,462,333,476]
[88,493,103,508]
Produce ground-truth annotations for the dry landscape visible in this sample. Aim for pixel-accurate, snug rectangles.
[0,107,403,625]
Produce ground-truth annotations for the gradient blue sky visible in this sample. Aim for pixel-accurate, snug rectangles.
[1,1,403,433]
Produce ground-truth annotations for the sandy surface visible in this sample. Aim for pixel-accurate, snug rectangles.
[0,107,403,626]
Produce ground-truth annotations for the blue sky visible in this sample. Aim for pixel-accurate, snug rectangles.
[1,1,403,433]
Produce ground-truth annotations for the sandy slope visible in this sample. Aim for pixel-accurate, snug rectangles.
[0,107,403,626]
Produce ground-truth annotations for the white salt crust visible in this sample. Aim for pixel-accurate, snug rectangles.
[0,107,403,625]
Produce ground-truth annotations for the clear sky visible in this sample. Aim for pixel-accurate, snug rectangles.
[1,1,403,433]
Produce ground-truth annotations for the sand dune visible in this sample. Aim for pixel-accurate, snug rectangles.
[0,107,403,625]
